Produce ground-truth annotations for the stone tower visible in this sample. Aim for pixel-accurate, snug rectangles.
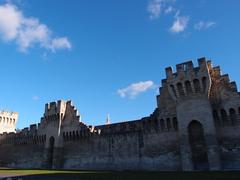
[0,110,18,134]
[158,58,222,170]
[37,100,85,169]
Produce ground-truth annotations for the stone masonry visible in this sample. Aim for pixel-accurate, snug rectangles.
[0,57,240,171]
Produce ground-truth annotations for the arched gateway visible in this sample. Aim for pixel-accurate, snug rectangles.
[188,120,209,170]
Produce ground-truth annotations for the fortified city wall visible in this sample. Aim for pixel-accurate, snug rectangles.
[0,58,240,171]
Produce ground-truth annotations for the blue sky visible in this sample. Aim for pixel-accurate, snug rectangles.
[0,0,239,129]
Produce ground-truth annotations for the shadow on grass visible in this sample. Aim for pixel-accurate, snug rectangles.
[1,169,240,180]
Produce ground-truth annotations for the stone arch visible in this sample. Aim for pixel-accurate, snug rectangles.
[229,108,237,125]
[188,120,209,170]
[65,132,68,141]
[177,82,185,96]
[166,118,171,131]
[160,119,165,131]
[73,131,76,140]
[185,81,192,94]
[172,117,178,131]
[193,79,201,93]
[213,110,221,126]
[63,132,66,140]
[69,132,72,140]
[170,84,177,97]
[202,77,207,92]
[220,109,228,125]
[46,136,55,169]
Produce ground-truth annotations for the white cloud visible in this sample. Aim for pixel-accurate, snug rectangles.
[50,37,72,52]
[0,3,21,40]
[0,3,71,52]
[194,21,216,30]
[170,12,189,33]
[147,0,175,20]
[117,81,155,99]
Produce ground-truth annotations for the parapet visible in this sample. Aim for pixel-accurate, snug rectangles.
[45,100,65,115]
[165,57,209,79]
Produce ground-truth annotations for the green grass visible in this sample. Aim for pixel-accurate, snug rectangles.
[0,168,240,180]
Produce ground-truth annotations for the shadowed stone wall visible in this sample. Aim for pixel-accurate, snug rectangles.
[62,130,180,170]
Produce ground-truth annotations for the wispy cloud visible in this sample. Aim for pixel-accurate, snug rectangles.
[164,6,174,14]
[117,81,155,99]
[147,0,175,20]
[32,95,40,101]
[0,3,71,52]
[147,1,190,34]
[194,21,216,30]
[170,12,189,33]
[147,1,217,35]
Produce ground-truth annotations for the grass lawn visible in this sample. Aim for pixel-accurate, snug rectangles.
[0,168,240,180]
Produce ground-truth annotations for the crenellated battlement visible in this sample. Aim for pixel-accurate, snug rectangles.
[0,122,47,145]
[161,58,212,101]
[44,100,66,115]
[165,57,208,79]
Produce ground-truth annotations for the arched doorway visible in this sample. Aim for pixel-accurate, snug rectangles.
[47,136,55,168]
[188,120,209,170]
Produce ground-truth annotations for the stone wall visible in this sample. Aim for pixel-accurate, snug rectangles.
[0,143,45,168]
[216,126,240,170]
[62,130,181,171]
